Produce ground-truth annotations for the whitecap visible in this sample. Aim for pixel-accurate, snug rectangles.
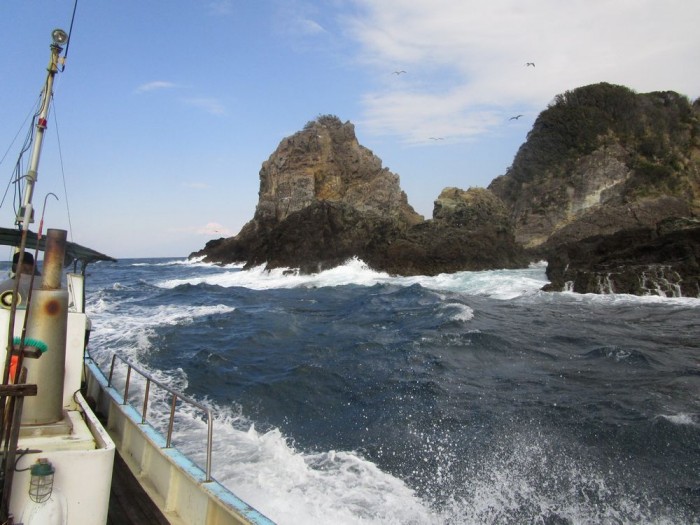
[658,413,698,426]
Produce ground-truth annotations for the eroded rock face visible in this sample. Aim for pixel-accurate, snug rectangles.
[486,83,700,296]
[543,219,700,296]
[192,86,700,294]
[433,187,511,231]
[191,116,526,275]
[490,83,700,250]
[254,115,423,231]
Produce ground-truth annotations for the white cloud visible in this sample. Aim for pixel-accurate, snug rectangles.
[296,18,326,35]
[345,0,700,143]
[275,2,328,40]
[135,81,177,94]
[182,97,227,116]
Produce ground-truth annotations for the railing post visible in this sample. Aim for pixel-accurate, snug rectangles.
[166,394,177,448]
[107,354,117,387]
[206,410,213,482]
[141,378,151,425]
[122,365,131,406]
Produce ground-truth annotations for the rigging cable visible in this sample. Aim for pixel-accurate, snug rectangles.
[59,0,79,72]
[0,97,40,170]
[50,100,75,243]
[51,0,79,241]
[0,97,41,214]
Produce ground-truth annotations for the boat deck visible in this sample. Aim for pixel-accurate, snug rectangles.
[108,450,170,525]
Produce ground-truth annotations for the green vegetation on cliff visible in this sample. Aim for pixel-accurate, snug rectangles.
[492,82,700,205]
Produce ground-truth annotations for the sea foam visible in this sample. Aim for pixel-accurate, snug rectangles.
[157,257,551,300]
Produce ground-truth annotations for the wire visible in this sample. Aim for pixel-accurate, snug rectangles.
[7,113,37,217]
[59,0,79,71]
[13,448,41,472]
[0,96,40,170]
[50,100,75,243]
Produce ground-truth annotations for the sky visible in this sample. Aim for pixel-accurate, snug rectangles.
[1,1,698,259]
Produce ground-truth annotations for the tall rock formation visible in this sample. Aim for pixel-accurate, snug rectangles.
[489,83,700,295]
[253,115,422,230]
[489,83,700,251]
[192,116,527,274]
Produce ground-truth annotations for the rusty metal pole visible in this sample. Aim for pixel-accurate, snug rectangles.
[42,229,67,289]
[22,229,69,425]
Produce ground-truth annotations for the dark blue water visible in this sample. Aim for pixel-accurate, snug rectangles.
[85,258,699,524]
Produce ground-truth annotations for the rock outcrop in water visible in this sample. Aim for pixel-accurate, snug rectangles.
[191,115,526,275]
[193,85,700,296]
[489,83,700,295]
[542,217,700,296]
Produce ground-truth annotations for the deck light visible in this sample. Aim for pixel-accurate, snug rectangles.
[28,458,55,503]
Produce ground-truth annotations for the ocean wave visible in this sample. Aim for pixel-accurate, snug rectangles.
[155,257,551,300]
[658,413,698,427]
[131,256,245,268]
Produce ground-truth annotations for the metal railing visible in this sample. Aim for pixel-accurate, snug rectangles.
[106,353,214,481]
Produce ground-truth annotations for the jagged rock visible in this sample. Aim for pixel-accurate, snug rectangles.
[192,116,525,275]
[192,86,700,295]
[245,201,399,274]
[543,221,700,296]
[534,196,694,258]
[489,83,700,296]
[433,187,512,231]
[370,220,527,275]
[370,186,527,275]
[254,115,422,231]
[490,83,700,250]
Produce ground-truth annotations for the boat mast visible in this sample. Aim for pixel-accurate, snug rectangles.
[17,28,69,230]
[3,27,69,383]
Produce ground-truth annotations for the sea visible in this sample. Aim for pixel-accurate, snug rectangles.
[83,257,699,525]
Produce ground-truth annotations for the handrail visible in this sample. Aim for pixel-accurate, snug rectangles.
[105,353,214,482]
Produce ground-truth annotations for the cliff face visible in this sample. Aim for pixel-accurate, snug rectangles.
[543,218,700,296]
[253,115,422,233]
[489,83,700,251]
[488,83,700,295]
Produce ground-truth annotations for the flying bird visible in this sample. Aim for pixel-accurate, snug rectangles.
[509,115,523,120]
[392,70,407,75]
[429,137,444,140]
[525,62,535,67]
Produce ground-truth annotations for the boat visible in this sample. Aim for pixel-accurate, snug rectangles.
[0,27,274,525]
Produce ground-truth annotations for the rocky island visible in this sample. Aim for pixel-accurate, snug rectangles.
[192,114,527,275]
[191,83,699,297]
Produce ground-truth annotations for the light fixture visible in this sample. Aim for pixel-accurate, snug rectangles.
[28,458,55,503]
[52,29,68,46]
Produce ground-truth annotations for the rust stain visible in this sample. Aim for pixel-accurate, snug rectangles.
[44,299,62,316]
